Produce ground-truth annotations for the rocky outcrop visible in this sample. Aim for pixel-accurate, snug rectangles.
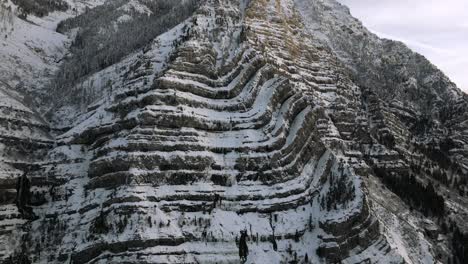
[18,0,393,262]
[0,0,467,263]
[0,84,53,261]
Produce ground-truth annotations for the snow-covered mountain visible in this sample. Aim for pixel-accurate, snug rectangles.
[0,0,467,263]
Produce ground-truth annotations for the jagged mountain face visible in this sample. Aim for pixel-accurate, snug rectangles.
[0,0,467,263]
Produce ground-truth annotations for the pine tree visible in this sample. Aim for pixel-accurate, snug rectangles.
[239,230,249,263]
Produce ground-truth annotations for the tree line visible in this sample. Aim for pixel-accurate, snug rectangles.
[11,0,68,18]
[53,0,199,93]
[374,167,445,217]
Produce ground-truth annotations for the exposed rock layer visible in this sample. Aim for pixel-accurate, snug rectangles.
[0,0,467,263]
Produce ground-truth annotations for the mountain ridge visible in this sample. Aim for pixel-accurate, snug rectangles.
[0,0,467,263]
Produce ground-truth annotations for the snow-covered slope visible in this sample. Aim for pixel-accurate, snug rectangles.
[0,0,105,261]
[1,0,467,263]
[0,0,105,101]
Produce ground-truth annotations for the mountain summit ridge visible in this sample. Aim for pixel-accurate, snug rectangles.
[0,0,467,263]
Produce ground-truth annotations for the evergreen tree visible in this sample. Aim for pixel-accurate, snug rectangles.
[239,230,249,263]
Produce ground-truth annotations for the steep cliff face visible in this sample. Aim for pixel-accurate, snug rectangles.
[0,0,467,263]
[295,1,468,263]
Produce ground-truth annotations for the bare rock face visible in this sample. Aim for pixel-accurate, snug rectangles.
[0,83,53,261]
[0,0,467,263]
